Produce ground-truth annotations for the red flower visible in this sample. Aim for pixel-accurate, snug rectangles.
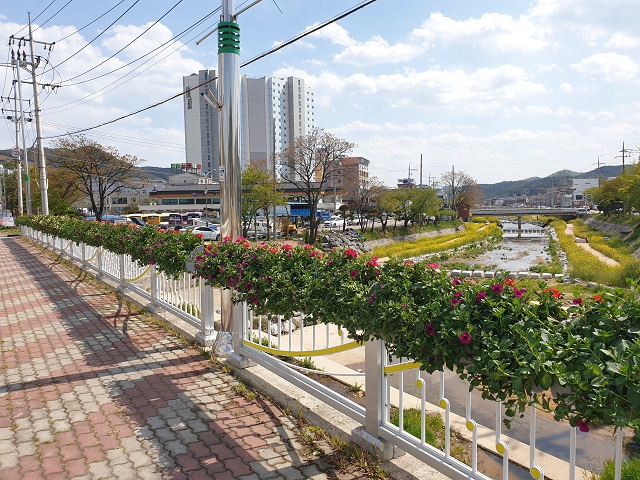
[281,244,293,251]
[544,288,561,299]
[503,278,515,286]
[576,420,589,432]
[573,298,583,305]
[428,263,439,269]
[404,260,414,266]
[344,248,358,258]
[459,332,472,344]
[593,295,604,302]
[366,258,379,267]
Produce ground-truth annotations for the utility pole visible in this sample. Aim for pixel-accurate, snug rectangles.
[2,88,25,215]
[28,14,50,215]
[419,153,423,187]
[9,23,56,216]
[617,142,632,175]
[13,54,32,215]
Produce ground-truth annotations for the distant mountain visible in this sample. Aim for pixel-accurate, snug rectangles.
[479,165,624,200]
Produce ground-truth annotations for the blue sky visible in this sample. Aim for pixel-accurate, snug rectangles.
[1,0,639,186]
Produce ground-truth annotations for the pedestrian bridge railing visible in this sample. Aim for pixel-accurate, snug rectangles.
[22,227,625,480]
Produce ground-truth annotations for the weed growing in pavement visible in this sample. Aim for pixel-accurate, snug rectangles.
[232,383,256,401]
[297,424,390,479]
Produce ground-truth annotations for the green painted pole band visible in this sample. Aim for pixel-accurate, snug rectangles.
[218,21,240,55]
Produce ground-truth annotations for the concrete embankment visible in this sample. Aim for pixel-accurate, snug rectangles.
[584,217,640,258]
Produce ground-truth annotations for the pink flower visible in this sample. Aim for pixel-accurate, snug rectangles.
[459,332,472,344]
[350,270,358,278]
[452,277,462,286]
[492,283,503,294]
[573,298,583,305]
[281,244,293,251]
[576,420,589,433]
[513,287,526,298]
[303,244,313,250]
[368,294,376,303]
[344,248,358,258]
[366,258,379,267]
[425,323,437,335]
[404,260,414,266]
[451,298,462,307]
[476,291,487,302]
[428,263,439,269]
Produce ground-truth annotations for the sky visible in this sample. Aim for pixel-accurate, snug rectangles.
[1,0,639,187]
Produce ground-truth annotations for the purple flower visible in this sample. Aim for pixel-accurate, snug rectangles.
[492,283,503,294]
[576,420,589,432]
[459,332,472,344]
[350,270,358,278]
[451,298,462,307]
[513,287,526,298]
[476,291,487,302]
[452,277,462,286]
[425,323,437,335]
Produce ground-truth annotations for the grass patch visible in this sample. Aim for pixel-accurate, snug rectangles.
[588,457,640,480]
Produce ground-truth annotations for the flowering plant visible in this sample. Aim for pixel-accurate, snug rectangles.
[16,216,640,430]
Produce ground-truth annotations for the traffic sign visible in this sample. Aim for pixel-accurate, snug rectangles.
[11,148,19,157]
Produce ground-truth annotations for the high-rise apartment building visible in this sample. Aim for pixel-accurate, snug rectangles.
[183,71,314,181]
[182,70,220,179]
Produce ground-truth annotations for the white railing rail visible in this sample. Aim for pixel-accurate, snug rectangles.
[21,226,624,480]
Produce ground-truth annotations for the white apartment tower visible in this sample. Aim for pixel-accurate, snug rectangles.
[183,73,314,180]
[241,76,314,175]
[182,70,220,179]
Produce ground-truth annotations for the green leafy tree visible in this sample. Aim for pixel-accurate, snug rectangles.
[242,163,285,240]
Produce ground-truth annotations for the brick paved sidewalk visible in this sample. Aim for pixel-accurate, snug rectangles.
[0,237,373,480]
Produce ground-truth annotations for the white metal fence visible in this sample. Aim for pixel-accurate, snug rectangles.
[22,226,626,480]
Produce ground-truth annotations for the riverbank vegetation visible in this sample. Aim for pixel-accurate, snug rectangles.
[550,219,640,287]
[371,220,501,259]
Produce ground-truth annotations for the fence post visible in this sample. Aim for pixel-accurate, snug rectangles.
[81,242,87,270]
[226,301,254,368]
[146,266,163,313]
[196,284,216,348]
[117,254,127,292]
[351,339,401,461]
[96,246,103,278]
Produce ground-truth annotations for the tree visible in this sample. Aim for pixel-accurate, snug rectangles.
[372,185,396,232]
[277,128,355,244]
[39,165,85,215]
[51,135,143,221]
[343,175,384,233]
[590,176,627,215]
[440,168,482,214]
[242,163,285,240]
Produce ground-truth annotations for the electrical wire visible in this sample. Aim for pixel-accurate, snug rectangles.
[41,0,142,75]
[10,0,57,37]
[59,9,217,88]
[59,0,186,84]
[43,10,218,113]
[30,0,75,35]
[54,0,129,43]
[41,0,380,140]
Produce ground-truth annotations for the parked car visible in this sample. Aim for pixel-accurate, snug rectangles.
[186,225,221,241]
[323,216,343,227]
[347,217,361,226]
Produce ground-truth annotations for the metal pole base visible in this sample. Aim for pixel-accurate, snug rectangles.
[351,426,404,462]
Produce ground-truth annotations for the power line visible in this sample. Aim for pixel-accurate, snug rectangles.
[41,0,142,75]
[54,0,129,43]
[41,0,380,139]
[58,0,186,84]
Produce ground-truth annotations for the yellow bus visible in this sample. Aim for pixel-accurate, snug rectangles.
[139,213,161,225]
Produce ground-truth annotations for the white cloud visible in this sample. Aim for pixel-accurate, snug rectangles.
[604,32,640,49]
[571,53,639,82]
[413,12,549,53]
[560,82,573,93]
